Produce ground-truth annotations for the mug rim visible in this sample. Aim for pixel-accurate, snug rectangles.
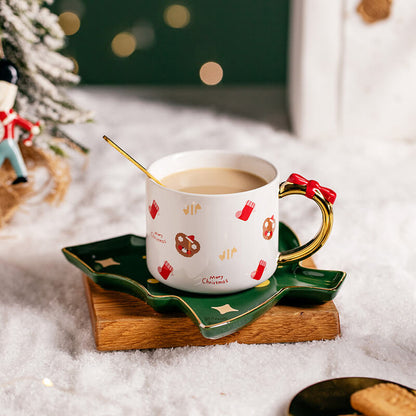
[147,149,279,198]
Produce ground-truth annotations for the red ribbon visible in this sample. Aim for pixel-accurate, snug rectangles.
[287,173,337,204]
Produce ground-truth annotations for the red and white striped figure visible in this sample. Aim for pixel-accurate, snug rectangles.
[0,59,40,184]
[251,260,266,280]
[158,261,173,280]
[235,200,255,221]
[149,200,159,219]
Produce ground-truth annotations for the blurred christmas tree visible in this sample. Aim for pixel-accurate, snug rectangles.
[0,0,92,145]
[0,0,92,226]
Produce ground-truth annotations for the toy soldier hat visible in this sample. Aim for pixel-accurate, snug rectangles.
[0,59,19,84]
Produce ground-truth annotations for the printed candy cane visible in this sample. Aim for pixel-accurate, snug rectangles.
[158,261,173,280]
[235,200,255,221]
[251,260,266,280]
[149,200,159,219]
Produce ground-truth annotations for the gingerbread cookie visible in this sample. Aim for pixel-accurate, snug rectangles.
[357,0,392,24]
[175,233,200,257]
[350,382,416,416]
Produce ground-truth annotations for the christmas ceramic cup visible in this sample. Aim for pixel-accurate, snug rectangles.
[146,150,336,294]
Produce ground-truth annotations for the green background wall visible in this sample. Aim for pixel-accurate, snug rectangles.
[51,0,290,85]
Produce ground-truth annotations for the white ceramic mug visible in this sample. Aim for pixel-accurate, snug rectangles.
[146,150,336,294]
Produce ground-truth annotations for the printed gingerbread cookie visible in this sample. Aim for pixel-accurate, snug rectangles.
[262,215,276,240]
[175,233,200,257]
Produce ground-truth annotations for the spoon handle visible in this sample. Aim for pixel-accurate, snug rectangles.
[103,135,164,187]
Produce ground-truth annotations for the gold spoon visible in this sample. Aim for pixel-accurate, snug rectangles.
[102,135,164,187]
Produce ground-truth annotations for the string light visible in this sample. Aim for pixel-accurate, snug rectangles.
[42,378,54,387]
[1,377,55,389]
[111,32,137,58]
[199,61,223,86]
[58,11,81,36]
[163,4,190,29]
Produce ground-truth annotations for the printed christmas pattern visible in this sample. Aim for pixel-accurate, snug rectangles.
[263,215,276,240]
[175,233,200,257]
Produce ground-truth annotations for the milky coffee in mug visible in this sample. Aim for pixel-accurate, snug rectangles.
[146,150,336,294]
[162,167,268,195]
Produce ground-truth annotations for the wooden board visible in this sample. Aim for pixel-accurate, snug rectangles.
[82,259,341,350]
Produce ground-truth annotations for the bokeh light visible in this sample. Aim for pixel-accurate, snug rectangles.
[111,32,137,58]
[132,21,155,50]
[58,12,81,36]
[199,62,223,86]
[42,378,54,387]
[163,5,190,29]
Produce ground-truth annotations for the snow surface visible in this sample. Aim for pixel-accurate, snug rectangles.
[1,86,415,415]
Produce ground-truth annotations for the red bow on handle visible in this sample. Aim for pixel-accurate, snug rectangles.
[287,173,337,204]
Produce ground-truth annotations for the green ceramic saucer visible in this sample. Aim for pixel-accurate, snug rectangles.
[62,222,346,339]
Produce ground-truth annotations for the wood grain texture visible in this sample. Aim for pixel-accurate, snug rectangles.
[82,258,341,350]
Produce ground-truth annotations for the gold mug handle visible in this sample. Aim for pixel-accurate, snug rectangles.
[278,173,337,265]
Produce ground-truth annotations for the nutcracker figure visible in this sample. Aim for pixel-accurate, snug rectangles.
[0,59,40,185]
